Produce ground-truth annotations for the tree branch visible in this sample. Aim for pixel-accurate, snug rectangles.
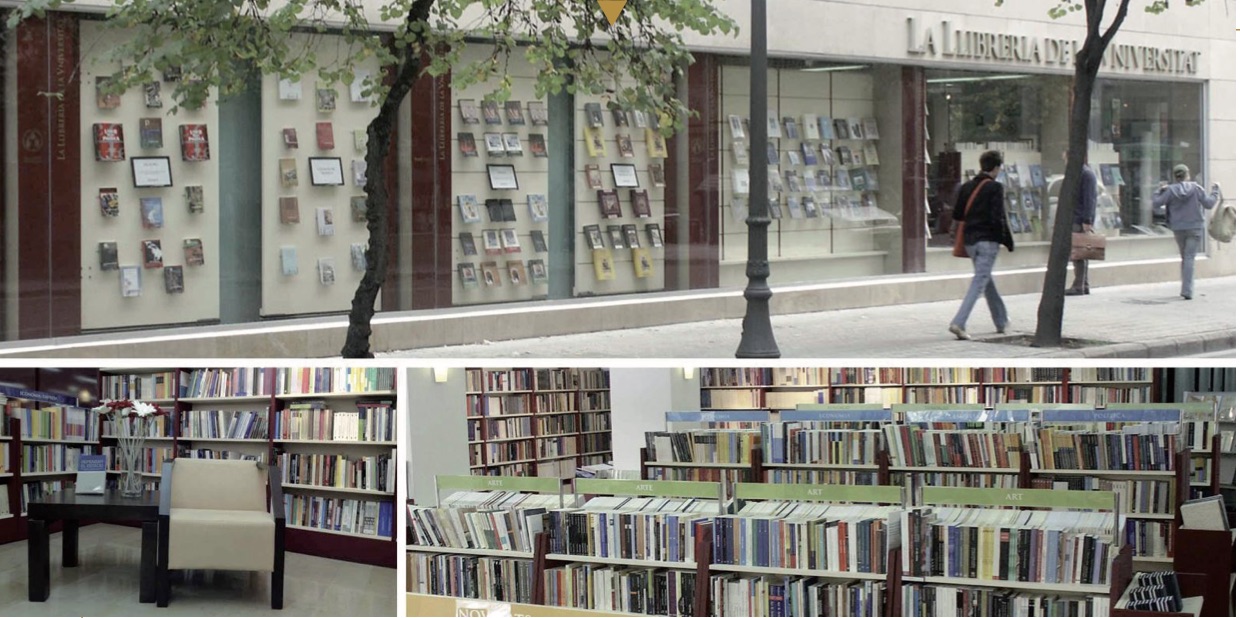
[1101,0,1131,45]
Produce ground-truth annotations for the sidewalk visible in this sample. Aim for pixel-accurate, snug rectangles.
[385,276,1236,359]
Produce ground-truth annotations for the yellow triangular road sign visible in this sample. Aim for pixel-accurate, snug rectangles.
[598,0,628,25]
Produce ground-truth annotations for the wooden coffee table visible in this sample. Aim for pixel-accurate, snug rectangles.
[26,490,159,603]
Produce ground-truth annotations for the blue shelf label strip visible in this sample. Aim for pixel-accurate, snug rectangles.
[781,409,892,422]
[1041,408,1180,422]
[665,410,769,423]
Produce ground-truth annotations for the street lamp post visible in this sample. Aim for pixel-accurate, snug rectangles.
[735,0,781,359]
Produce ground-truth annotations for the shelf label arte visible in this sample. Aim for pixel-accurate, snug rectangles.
[436,474,559,495]
[736,482,903,505]
[577,478,720,499]
[922,486,1116,510]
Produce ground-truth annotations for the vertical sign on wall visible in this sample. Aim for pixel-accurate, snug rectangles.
[16,13,81,339]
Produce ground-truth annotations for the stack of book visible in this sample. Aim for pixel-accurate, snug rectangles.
[1114,571,1184,613]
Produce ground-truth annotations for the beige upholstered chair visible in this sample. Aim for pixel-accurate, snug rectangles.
[156,459,285,608]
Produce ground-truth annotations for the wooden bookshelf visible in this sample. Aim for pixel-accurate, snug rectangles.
[467,368,612,480]
[698,367,1158,409]
[90,366,398,567]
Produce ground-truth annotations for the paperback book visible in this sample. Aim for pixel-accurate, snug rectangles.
[183,238,205,266]
[180,124,210,161]
[185,185,204,214]
[141,239,164,268]
[98,242,119,271]
[99,188,120,217]
[164,266,184,293]
[140,197,165,229]
[139,118,163,149]
[94,123,126,162]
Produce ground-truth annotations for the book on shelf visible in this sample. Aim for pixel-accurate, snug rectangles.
[181,409,269,440]
[884,425,1023,469]
[1029,428,1176,472]
[761,426,882,467]
[279,450,394,492]
[1180,494,1228,531]
[714,502,900,574]
[547,497,714,561]
[546,563,698,616]
[284,493,393,538]
[1115,571,1186,614]
[645,430,758,464]
[902,506,1119,585]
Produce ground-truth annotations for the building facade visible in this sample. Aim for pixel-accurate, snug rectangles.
[2,1,1233,351]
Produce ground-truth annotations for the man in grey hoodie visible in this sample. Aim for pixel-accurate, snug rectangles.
[1152,163,1221,299]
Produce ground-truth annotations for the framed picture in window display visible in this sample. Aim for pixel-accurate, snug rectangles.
[611,164,640,189]
[131,156,174,188]
[308,157,345,186]
[487,164,519,190]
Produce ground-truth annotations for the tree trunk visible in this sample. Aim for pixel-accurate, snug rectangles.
[340,1,435,358]
[1033,0,1123,347]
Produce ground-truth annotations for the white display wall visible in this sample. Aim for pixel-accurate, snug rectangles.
[78,21,222,329]
[718,66,894,269]
[572,88,667,297]
[450,44,550,305]
[259,33,381,317]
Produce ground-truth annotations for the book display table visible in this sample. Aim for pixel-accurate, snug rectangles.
[26,490,160,603]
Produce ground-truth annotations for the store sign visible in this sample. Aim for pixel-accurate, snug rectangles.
[906,17,1199,75]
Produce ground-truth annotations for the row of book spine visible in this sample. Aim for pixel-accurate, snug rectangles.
[902,509,1116,585]
[10,405,97,441]
[0,442,8,473]
[183,368,272,398]
[1070,386,1151,404]
[829,367,901,386]
[765,469,881,485]
[1032,476,1172,515]
[534,368,578,391]
[701,368,772,388]
[768,367,830,386]
[581,411,611,432]
[107,415,173,438]
[979,367,1067,383]
[762,426,883,466]
[582,432,612,455]
[545,564,698,616]
[905,386,981,404]
[20,444,96,473]
[535,414,579,436]
[713,511,891,573]
[547,510,710,563]
[272,404,394,442]
[536,436,579,459]
[101,371,183,400]
[103,446,174,474]
[467,394,529,417]
[581,391,610,411]
[1031,430,1174,471]
[179,448,266,463]
[182,409,269,440]
[1070,367,1150,382]
[410,553,535,604]
[884,427,1023,469]
[272,367,395,395]
[21,480,66,512]
[902,584,1109,617]
[532,392,575,413]
[278,451,394,492]
[283,494,394,538]
[579,370,610,390]
[713,577,885,618]
[466,369,534,393]
[646,430,759,464]
[905,368,978,385]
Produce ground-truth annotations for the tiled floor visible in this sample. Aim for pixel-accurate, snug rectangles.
[0,524,396,616]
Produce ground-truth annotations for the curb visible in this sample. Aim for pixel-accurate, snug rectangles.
[1072,330,1235,358]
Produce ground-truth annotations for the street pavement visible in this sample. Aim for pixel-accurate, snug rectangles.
[383,277,1236,359]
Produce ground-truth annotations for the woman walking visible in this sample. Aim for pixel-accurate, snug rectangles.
[948,150,1015,340]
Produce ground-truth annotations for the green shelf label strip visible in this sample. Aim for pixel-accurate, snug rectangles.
[736,482,903,504]
[576,479,721,499]
[922,486,1116,510]
[436,475,562,494]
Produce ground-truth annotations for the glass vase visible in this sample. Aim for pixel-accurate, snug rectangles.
[114,415,148,498]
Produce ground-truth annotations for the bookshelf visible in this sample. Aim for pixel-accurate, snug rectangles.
[466,368,612,479]
[0,387,101,545]
[699,367,1157,409]
[92,366,398,567]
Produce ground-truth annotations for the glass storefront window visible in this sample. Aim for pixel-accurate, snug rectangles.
[925,69,1204,248]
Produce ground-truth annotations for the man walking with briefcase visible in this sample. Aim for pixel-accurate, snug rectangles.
[1066,151,1099,296]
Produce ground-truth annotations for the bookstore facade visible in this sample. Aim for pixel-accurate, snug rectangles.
[2,2,1233,343]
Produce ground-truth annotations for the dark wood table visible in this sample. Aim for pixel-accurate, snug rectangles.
[27,490,159,603]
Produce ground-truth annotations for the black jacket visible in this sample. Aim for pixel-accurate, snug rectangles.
[954,173,1014,251]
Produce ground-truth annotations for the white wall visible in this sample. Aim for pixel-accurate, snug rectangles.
[405,367,470,506]
[609,367,701,471]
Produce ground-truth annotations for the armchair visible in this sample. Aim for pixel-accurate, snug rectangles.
[156,459,285,609]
